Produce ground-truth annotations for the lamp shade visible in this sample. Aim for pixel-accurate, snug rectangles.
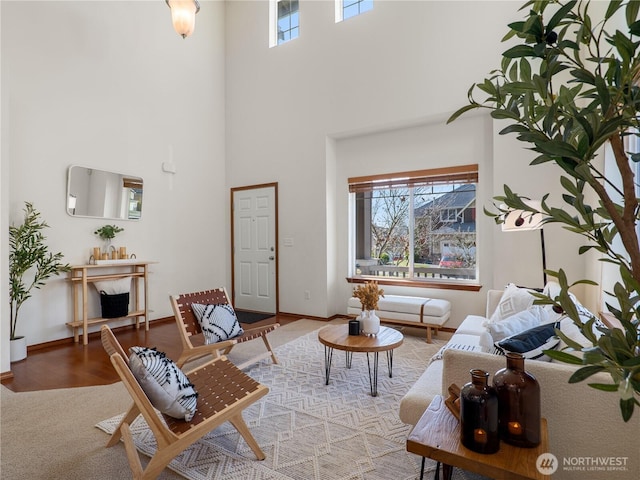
[501,200,544,232]
[166,0,200,39]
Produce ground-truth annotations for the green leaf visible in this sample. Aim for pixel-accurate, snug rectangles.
[620,397,635,422]
[490,109,522,121]
[570,68,596,85]
[605,1,624,20]
[594,75,610,113]
[588,383,619,392]
[612,30,636,64]
[630,20,640,36]
[520,57,532,81]
[508,21,527,33]
[499,124,530,135]
[626,1,640,29]
[447,104,479,124]
[569,365,606,383]
[544,349,584,364]
[547,1,577,31]
[536,141,580,159]
[503,45,537,58]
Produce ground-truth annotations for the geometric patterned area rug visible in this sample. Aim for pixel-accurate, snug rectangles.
[96,328,488,480]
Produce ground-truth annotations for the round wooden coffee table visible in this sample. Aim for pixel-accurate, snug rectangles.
[317,324,404,396]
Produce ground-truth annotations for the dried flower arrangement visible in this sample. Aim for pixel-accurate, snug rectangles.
[352,281,384,311]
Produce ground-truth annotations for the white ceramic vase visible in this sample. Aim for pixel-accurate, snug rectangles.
[361,310,380,336]
[10,336,27,362]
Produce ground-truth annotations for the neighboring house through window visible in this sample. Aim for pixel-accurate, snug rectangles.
[349,164,478,285]
[270,0,299,47]
[336,0,373,22]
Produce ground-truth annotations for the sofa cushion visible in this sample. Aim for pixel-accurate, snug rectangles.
[432,333,484,360]
[349,295,426,314]
[398,359,444,425]
[378,295,428,314]
[454,314,488,336]
[422,298,451,318]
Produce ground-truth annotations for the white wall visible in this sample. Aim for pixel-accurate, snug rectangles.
[2,1,598,375]
[224,1,589,324]
[1,0,227,373]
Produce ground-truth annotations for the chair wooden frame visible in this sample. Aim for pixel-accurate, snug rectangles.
[101,325,269,480]
[170,287,280,370]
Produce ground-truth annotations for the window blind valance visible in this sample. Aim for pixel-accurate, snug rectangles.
[348,164,478,193]
[123,178,143,189]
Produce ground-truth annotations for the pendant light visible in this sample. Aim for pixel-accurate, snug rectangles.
[166,0,200,39]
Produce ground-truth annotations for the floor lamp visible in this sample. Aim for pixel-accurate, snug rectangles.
[501,202,547,287]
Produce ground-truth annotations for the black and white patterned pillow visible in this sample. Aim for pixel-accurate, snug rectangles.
[191,303,244,344]
[129,346,198,421]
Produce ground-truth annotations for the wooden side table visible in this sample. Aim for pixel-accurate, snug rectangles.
[317,324,403,396]
[407,395,550,480]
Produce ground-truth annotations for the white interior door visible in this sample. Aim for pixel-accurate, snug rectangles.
[232,186,277,313]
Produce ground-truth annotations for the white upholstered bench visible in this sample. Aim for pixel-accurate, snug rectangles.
[347,294,451,343]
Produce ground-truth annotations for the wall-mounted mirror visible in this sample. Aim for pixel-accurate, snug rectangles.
[67,165,143,220]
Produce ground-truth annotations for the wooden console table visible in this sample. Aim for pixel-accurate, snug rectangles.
[407,395,550,480]
[67,261,154,345]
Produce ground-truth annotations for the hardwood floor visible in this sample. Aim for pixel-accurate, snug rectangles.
[1,314,300,393]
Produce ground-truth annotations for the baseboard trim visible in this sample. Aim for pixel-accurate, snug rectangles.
[0,370,15,381]
[276,312,342,322]
[26,317,174,353]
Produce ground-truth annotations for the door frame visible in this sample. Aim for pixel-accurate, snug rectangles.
[230,182,279,313]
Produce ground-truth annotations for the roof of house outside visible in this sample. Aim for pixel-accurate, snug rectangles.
[415,183,476,215]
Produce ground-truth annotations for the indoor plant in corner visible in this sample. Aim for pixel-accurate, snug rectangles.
[449,0,639,421]
[9,202,70,362]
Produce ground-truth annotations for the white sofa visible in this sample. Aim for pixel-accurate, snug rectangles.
[400,288,640,480]
[399,289,502,425]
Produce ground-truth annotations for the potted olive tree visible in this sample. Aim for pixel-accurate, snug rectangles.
[450,0,639,420]
[9,202,70,361]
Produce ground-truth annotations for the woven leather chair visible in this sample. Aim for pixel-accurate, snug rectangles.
[169,287,280,370]
[100,325,269,480]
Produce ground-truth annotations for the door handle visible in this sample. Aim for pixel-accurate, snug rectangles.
[269,256,275,260]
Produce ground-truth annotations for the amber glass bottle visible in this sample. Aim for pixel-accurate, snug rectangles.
[460,369,500,454]
[493,352,541,447]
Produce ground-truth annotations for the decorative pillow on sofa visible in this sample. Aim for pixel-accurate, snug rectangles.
[485,305,554,343]
[191,303,244,344]
[129,346,198,421]
[489,283,537,323]
[496,322,560,361]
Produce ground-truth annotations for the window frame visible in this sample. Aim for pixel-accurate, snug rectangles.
[347,164,481,292]
[335,0,373,23]
[269,0,299,48]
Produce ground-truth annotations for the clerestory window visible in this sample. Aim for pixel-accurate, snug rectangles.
[349,164,479,286]
[271,0,299,46]
[336,0,373,23]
